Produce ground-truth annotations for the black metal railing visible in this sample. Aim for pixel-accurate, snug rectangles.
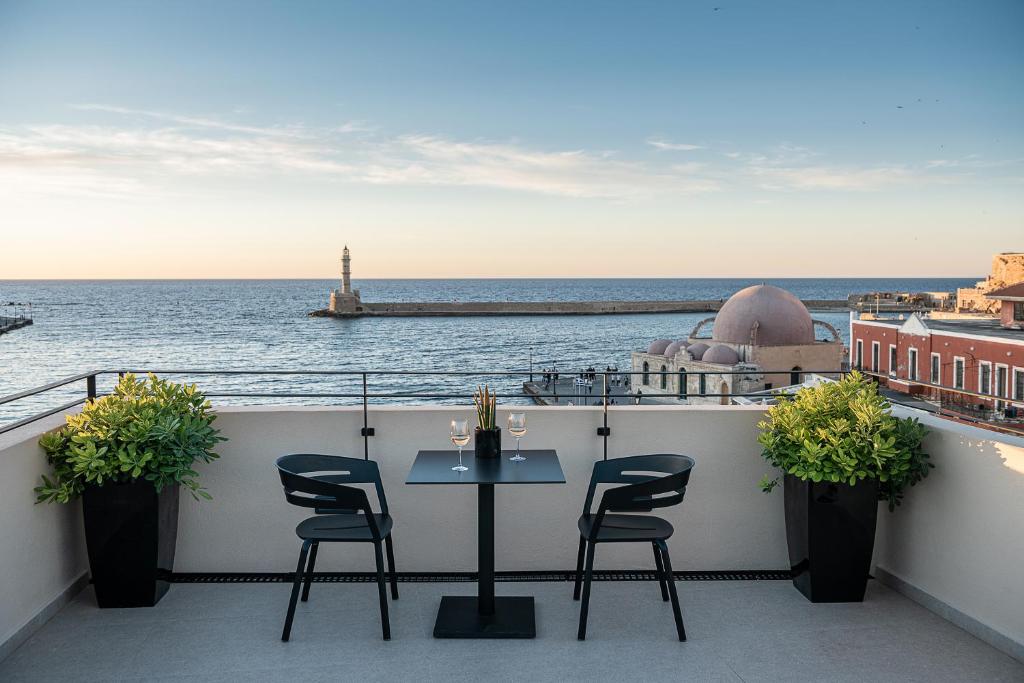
[0,368,850,461]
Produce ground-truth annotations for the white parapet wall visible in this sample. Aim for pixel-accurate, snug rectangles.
[875,407,1024,660]
[1,403,1022,660]
[0,415,89,661]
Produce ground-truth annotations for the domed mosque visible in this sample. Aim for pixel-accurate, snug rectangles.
[632,284,843,404]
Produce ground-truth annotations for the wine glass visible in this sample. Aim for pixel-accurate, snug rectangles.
[450,419,470,472]
[508,413,527,461]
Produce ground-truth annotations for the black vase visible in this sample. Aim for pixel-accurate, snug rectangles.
[784,474,878,603]
[474,427,501,458]
[82,480,179,608]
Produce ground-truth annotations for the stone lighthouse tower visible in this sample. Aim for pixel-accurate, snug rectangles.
[328,246,362,315]
[341,245,352,294]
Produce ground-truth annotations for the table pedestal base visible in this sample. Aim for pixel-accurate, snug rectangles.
[432,596,536,638]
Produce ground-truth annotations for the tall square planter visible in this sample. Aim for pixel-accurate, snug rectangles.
[784,474,878,603]
[82,480,179,608]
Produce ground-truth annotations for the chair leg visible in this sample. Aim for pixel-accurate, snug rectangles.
[573,536,586,601]
[384,535,399,600]
[301,542,319,602]
[373,541,392,640]
[282,540,311,642]
[657,540,686,642]
[652,542,669,602]
[577,540,596,640]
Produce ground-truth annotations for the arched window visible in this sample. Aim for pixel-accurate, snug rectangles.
[678,369,688,399]
[660,365,667,390]
[720,381,730,405]
[790,366,802,386]
[642,361,650,385]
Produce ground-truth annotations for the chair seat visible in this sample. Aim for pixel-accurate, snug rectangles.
[296,513,392,542]
[578,513,673,542]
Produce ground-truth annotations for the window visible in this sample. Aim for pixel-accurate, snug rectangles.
[995,364,1008,398]
[979,362,991,394]
[871,342,880,372]
[908,348,918,381]
[642,361,649,386]
[678,370,687,399]
[855,339,863,369]
[995,364,1008,411]
[1014,368,1024,401]
[889,345,897,376]
[660,365,667,390]
[790,366,802,385]
[954,357,965,390]
[1015,302,1024,322]
[930,353,940,385]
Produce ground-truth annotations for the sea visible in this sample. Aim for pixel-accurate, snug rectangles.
[0,278,974,425]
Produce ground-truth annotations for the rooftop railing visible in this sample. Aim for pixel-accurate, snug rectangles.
[0,367,849,460]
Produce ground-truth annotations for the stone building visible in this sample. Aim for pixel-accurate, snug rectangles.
[631,284,845,404]
[956,253,1024,313]
[328,246,363,315]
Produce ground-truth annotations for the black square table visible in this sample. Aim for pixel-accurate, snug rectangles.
[406,449,565,638]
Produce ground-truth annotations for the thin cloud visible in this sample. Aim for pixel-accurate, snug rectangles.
[647,138,704,152]
[71,104,304,138]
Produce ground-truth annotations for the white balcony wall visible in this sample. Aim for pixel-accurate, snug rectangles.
[876,407,1024,660]
[0,415,88,660]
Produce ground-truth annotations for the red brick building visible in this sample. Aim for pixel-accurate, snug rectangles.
[850,309,1024,415]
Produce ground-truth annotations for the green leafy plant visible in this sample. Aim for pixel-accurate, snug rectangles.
[35,373,225,504]
[757,371,931,511]
[473,385,497,430]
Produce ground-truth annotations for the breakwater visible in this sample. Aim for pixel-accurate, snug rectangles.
[310,299,849,318]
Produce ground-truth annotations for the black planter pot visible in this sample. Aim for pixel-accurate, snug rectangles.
[474,428,501,458]
[784,474,878,603]
[82,480,179,608]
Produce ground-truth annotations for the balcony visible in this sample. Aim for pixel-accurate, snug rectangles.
[1,381,1022,680]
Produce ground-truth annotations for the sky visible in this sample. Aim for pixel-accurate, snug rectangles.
[0,0,1022,279]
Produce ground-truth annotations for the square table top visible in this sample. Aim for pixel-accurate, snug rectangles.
[406,450,566,485]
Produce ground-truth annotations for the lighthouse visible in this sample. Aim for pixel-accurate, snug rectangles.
[328,246,362,315]
[341,245,352,294]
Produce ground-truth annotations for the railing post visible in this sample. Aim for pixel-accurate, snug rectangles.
[361,372,372,460]
[86,374,96,400]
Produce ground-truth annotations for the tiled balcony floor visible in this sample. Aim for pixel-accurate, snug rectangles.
[2,579,1021,682]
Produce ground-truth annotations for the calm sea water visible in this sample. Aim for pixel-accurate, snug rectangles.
[0,278,974,424]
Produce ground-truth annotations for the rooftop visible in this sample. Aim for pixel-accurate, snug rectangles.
[858,315,1024,342]
[1,374,1022,681]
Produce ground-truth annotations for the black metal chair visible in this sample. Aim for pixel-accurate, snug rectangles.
[573,453,695,641]
[276,454,398,641]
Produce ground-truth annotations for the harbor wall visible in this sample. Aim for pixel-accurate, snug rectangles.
[313,299,848,318]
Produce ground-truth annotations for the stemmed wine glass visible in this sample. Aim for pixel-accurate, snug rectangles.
[450,419,470,472]
[508,413,527,462]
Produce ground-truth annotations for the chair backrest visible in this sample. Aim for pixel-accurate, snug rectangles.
[582,454,695,525]
[276,453,389,522]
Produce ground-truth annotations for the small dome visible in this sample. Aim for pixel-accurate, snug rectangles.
[663,340,688,357]
[703,344,740,365]
[647,339,672,355]
[712,284,814,346]
[687,342,710,360]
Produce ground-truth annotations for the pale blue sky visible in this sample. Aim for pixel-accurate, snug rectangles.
[1,1,1021,277]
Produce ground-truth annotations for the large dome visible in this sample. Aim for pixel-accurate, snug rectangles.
[712,284,813,346]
